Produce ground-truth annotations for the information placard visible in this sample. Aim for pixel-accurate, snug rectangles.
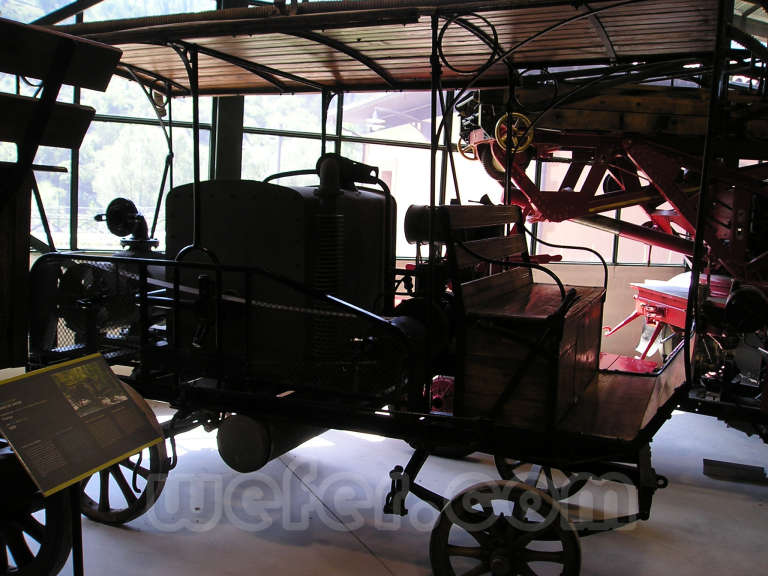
[0,354,163,496]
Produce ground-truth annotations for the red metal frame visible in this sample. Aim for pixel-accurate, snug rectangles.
[468,128,768,284]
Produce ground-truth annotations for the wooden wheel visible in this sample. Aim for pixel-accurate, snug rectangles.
[80,440,168,525]
[430,480,581,576]
[0,490,72,576]
[494,456,588,501]
[494,112,534,153]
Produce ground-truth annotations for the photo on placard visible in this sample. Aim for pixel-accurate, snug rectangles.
[52,363,128,417]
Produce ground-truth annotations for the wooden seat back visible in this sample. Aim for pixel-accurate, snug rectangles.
[0,18,121,91]
[404,204,533,313]
[0,18,120,368]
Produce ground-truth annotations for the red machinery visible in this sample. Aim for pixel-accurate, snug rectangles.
[458,85,768,284]
[457,81,768,431]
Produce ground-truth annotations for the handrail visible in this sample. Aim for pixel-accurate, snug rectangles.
[455,239,568,303]
[523,225,609,291]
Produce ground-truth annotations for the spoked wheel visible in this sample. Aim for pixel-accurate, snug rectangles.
[494,112,534,153]
[430,480,580,576]
[494,456,588,501]
[80,440,168,525]
[0,490,72,576]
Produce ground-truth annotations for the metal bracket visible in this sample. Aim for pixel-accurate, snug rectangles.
[383,465,409,516]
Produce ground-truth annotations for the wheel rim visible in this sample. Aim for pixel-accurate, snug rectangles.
[0,491,72,576]
[80,440,168,525]
[430,481,581,576]
[494,456,589,501]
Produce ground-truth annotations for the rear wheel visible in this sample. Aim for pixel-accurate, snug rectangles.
[80,440,168,525]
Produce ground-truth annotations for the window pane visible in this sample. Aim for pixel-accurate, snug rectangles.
[0,73,73,101]
[0,73,14,94]
[536,219,615,263]
[31,147,70,250]
[341,141,431,258]
[341,92,436,144]
[82,76,159,119]
[241,133,323,186]
[77,122,209,250]
[244,94,324,133]
[86,73,213,125]
[171,127,211,192]
[171,96,213,125]
[446,150,518,206]
[0,1,71,22]
[617,205,686,265]
[0,142,15,163]
[84,0,215,20]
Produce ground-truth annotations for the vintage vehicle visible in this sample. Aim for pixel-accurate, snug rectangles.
[1,1,767,574]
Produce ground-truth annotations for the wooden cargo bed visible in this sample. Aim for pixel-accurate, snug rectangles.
[558,342,687,441]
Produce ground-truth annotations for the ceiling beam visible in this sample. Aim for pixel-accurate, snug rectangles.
[291,31,397,89]
[187,42,325,92]
[733,13,768,39]
[116,62,189,95]
[730,25,768,60]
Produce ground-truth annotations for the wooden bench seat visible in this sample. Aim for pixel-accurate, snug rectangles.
[466,282,605,322]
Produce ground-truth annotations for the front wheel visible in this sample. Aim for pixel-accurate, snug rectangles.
[494,455,588,501]
[430,480,581,576]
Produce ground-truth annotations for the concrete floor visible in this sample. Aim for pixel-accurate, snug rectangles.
[52,407,767,575]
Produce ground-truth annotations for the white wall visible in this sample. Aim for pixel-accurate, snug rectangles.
[535,264,686,359]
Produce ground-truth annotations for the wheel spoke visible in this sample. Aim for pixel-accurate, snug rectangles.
[510,529,539,550]
[543,468,557,496]
[524,465,541,487]
[505,460,525,472]
[119,457,150,479]
[446,545,488,560]
[434,481,579,576]
[18,514,45,544]
[98,469,111,513]
[110,465,139,506]
[452,509,493,547]
[6,530,34,566]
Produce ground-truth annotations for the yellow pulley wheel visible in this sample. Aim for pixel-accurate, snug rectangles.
[457,135,477,161]
[494,112,533,153]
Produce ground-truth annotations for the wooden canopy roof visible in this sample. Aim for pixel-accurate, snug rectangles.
[54,0,720,96]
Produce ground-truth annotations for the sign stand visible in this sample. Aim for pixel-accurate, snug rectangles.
[0,354,164,575]
[70,484,84,576]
